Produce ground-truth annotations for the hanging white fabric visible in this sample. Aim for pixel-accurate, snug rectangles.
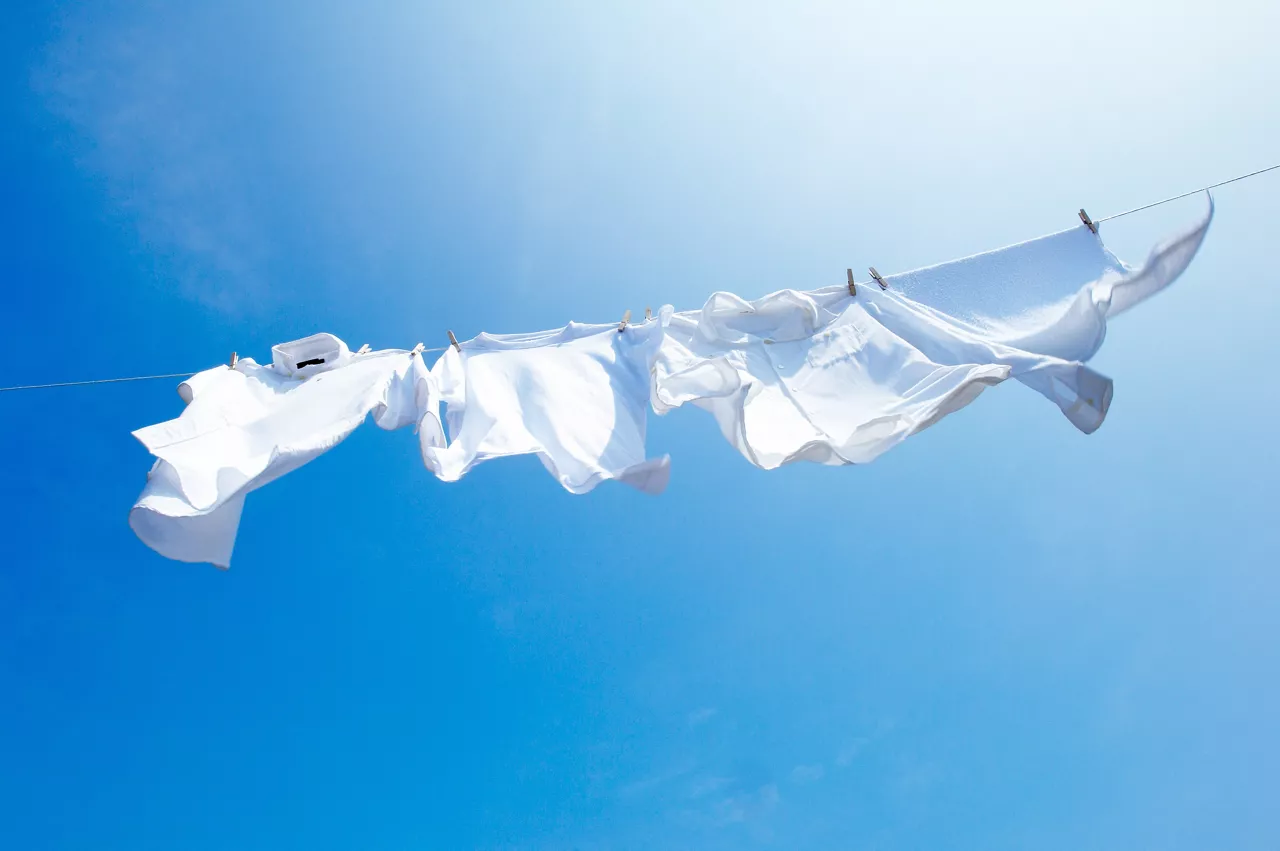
[129,335,443,567]
[650,200,1212,469]
[652,291,1018,469]
[125,201,1214,566]
[423,318,670,494]
[885,194,1214,362]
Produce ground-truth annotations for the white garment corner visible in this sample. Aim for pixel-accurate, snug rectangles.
[886,194,1215,362]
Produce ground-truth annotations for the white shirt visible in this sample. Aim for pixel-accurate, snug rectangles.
[424,320,670,494]
[130,334,442,567]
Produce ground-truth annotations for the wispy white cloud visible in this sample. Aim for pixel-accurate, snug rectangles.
[488,597,552,636]
[615,761,697,800]
[711,782,779,826]
[836,719,896,767]
[789,763,825,784]
[894,759,945,796]
[35,8,272,311]
[687,774,732,800]
[835,738,869,767]
[687,706,718,727]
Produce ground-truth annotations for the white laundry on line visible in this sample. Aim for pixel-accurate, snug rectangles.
[650,198,1212,468]
[126,199,1213,566]
[130,334,442,568]
[424,318,670,495]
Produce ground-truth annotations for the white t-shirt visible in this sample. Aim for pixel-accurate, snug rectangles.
[130,335,443,567]
[423,319,670,494]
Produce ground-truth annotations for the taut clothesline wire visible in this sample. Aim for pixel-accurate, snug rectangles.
[0,372,201,393]
[1094,162,1280,223]
[0,347,452,393]
[2,162,1276,395]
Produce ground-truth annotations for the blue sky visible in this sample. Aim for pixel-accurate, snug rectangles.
[2,1,1279,848]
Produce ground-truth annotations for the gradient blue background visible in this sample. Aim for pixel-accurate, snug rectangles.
[2,2,1278,848]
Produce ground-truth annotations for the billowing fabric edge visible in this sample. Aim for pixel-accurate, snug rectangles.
[1099,192,1214,317]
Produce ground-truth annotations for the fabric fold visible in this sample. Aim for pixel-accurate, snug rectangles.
[858,288,1114,434]
[650,199,1211,468]
[887,194,1214,363]
[652,289,1017,470]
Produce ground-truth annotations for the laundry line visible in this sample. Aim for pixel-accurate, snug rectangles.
[1094,162,1280,223]
[0,346,453,393]
[1,161,1274,395]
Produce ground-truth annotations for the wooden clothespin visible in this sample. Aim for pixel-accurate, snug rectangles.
[1078,208,1097,234]
[356,344,371,355]
[618,309,631,332]
[846,268,857,297]
[868,267,887,290]
[410,343,425,357]
[228,352,238,369]
[645,306,652,321]
[447,330,461,352]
